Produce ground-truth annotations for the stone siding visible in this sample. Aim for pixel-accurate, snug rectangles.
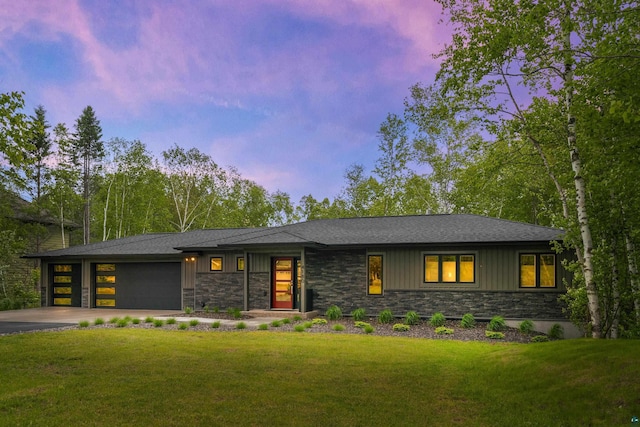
[182,288,195,310]
[304,248,566,320]
[195,272,244,310]
[248,272,270,310]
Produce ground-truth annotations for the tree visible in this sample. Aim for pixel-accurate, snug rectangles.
[0,91,30,189]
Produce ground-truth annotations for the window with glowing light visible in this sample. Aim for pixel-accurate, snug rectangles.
[210,257,223,271]
[368,255,383,295]
[236,257,244,271]
[520,254,555,288]
[424,254,475,284]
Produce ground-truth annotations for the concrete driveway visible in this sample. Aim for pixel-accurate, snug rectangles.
[0,307,182,335]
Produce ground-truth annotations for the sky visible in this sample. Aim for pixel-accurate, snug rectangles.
[0,0,449,203]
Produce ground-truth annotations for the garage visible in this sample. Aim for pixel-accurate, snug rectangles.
[94,262,181,310]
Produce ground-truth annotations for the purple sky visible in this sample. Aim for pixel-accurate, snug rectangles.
[0,0,448,202]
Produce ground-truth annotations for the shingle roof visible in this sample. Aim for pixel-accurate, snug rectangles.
[28,214,564,258]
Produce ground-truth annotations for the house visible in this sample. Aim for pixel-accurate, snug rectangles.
[27,214,571,322]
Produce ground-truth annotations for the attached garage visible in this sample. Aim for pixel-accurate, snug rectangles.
[94,262,181,310]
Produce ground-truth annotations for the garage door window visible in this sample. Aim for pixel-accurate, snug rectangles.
[95,264,117,307]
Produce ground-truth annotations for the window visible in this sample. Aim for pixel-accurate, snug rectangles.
[368,255,383,295]
[424,254,475,283]
[236,257,244,271]
[520,254,556,288]
[210,257,223,271]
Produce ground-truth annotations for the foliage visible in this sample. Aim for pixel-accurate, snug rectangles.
[325,305,343,321]
[94,318,104,326]
[518,320,535,335]
[153,319,164,328]
[429,312,446,327]
[131,318,140,325]
[351,307,366,321]
[487,316,506,332]
[293,315,302,322]
[332,324,345,331]
[184,307,193,314]
[377,309,394,324]
[235,322,247,330]
[166,318,177,325]
[435,327,454,335]
[485,331,505,340]
[312,318,327,325]
[392,323,410,332]
[404,311,420,325]
[282,318,291,325]
[303,321,313,329]
[460,313,476,328]
[78,320,89,328]
[178,323,188,330]
[144,317,154,323]
[294,324,305,332]
[211,321,221,329]
[531,335,550,343]
[189,319,199,327]
[354,321,371,329]
[258,323,268,330]
[270,320,282,328]
[116,318,128,328]
[548,324,564,340]
[363,325,375,334]
[109,317,120,324]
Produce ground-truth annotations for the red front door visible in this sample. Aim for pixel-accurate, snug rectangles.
[272,258,294,309]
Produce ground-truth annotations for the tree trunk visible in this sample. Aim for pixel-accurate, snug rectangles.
[610,239,620,339]
[624,231,640,324]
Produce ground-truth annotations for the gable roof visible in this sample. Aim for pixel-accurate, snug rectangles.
[28,214,563,259]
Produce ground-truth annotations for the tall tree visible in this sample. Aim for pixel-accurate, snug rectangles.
[0,91,30,190]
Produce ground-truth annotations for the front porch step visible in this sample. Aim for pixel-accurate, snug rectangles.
[243,310,319,319]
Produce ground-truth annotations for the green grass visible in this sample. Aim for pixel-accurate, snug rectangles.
[0,330,638,426]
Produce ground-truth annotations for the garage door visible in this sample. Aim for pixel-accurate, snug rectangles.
[94,262,181,309]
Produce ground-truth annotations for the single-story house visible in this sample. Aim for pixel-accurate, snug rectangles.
[27,214,571,321]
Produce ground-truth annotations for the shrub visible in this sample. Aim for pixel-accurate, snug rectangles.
[485,330,505,339]
[203,305,210,313]
[78,320,90,328]
[232,308,243,319]
[518,320,535,335]
[211,321,221,329]
[429,312,446,327]
[435,326,454,335]
[326,305,343,321]
[236,322,247,330]
[153,319,164,327]
[270,320,282,327]
[116,318,128,328]
[178,323,188,330]
[354,321,371,329]
[404,311,420,325]
[378,309,394,324]
[548,323,564,339]
[166,318,177,325]
[131,318,140,325]
[363,324,375,334]
[258,323,269,330]
[487,316,506,332]
[93,318,104,326]
[293,315,302,321]
[332,324,345,331]
[351,308,366,321]
[312,318,327,325]
[294,324,306,332]
[282,318,291,324]
[109,317,120,324]
[189,319,199,327]
[531,335,550,343]
[303,321,313,329]
[460,313,476,328]
[184,307,193,314]
[123,316,132,322]
[144,316,154,323]
[213,306,220,313]
[393,323,410,332]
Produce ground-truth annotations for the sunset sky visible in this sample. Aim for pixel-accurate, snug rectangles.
[0,0,449,202]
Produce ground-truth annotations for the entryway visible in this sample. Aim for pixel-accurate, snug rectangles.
[271,257,301,309]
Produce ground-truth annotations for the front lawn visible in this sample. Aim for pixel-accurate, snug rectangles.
[0,330,638,426]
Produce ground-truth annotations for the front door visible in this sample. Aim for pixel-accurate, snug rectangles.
[272,258,294,309]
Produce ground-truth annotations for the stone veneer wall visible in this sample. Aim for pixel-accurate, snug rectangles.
[304,248,566,320]
[195,272,244,310]
[248,272,270,310]
[182,288,195,310]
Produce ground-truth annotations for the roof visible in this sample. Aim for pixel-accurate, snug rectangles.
[27,214,564,259]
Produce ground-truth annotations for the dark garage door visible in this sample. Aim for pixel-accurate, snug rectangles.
[95,262,181,309]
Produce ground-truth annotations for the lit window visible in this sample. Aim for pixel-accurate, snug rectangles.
[237,257,244,271]
[368,255,383,295]
[424,254,475,284]
[520,254,556,288]
[210,257,223,271]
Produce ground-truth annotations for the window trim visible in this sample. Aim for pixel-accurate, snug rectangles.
[209,256,224,272]
[519,253,556,288]
[423,253,476,284]
[367,253,384,296]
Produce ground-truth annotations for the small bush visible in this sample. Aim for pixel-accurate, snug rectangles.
[332,324,345,331]
[153,319,164,328]
[270,320,282,327]
[378,309,394,324]
[258,323,268,330]
[166,318,177,325]
[93,318,104,326]
[78,320,90,328]
[203,305,210,313]
[232,308,243,319]
[363,325,375,334]
[213,306,220,313]
[236,322,247,330]
[460,313,476,328]
[326,305,343,321]
[184,307,193,314]
[487,316,506,332]
[303,321,313,329]
[435,326,454,335]
[109,317,120,324]
[294,324,306,332]
[123,316,132,323]
[393,323,410,332]
[131,318,140,325]
[144,316,154,323]
[282,318,291,324]
[354,321,371,329]
[189,319,199,327]
[485,330,505,339]
[531,335,550,343]
[116,318,128,328]
[211,321,221,329]
[548,323,564,339]
[519,320,535,335]
[293,315,302,321]
[312,318,327,325]
[404,311,420,325]
[351,308,366,321]
[429,312,446,327]
[178,323,188,330]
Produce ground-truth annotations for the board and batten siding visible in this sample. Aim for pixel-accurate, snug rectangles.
[370,245,569,292]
